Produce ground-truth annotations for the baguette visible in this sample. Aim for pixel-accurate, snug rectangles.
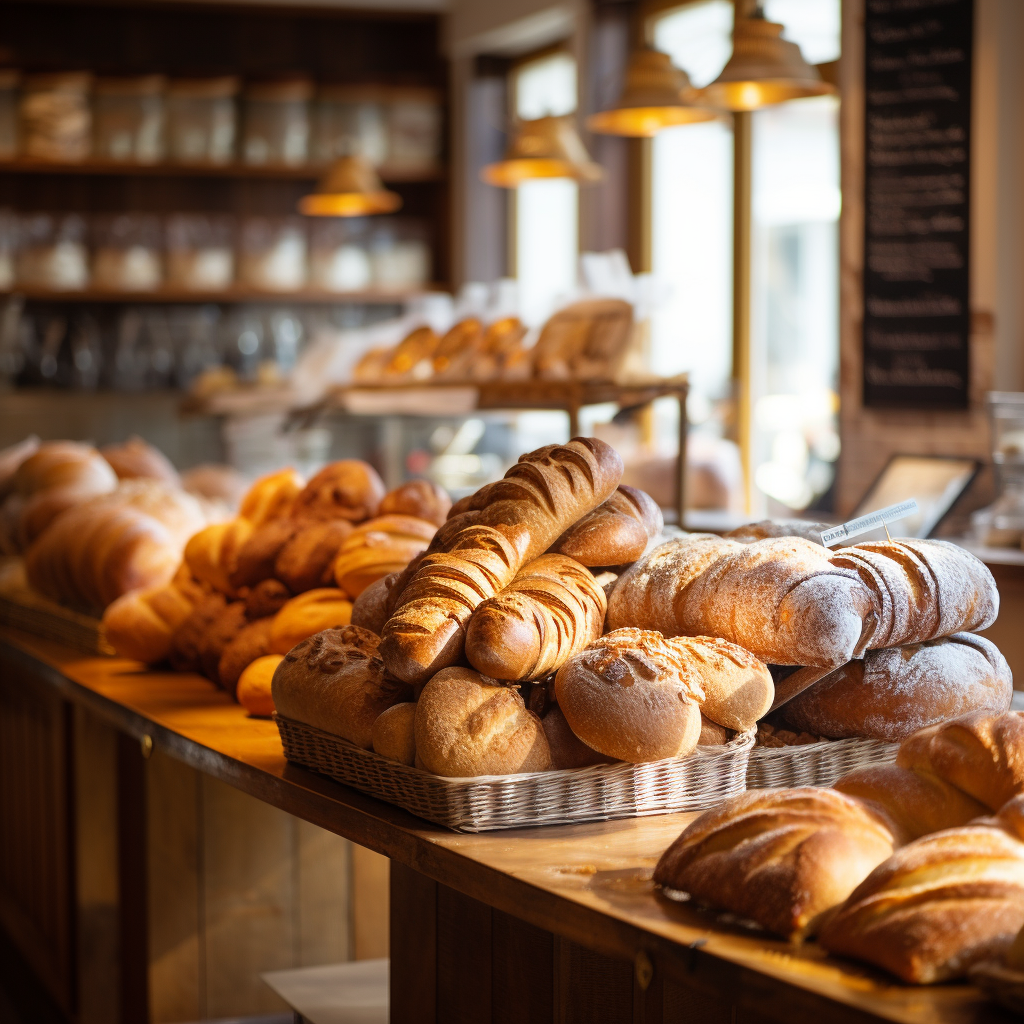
[464,554,606,681]
[381,438,622,685]
[548,485,662,567]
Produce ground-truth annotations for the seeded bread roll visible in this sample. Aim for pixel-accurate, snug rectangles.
[218,617,274,695]
[275,520,353,593]
[464,554,606,682]
[371,702,417,765]
[271,626,411,748]
[379,480,452,527]
[542,705,615,769]
[229,519,300,590]
[237,654,283,717]
[291,460,386,523]
[414,667,551,776]
[549,485,663,567]
[269,588,354,655]
[381,438,623,686]
[783,634,1013,742]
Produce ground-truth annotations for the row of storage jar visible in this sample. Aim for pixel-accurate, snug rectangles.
[0,70,442,169]
[0,212,431,292]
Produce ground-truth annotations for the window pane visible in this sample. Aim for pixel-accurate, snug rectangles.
[763,0,841,65]
[514,52,577,119]
[653,1,733,88]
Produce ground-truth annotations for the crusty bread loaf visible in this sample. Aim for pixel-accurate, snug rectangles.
[654,787,900,941]
[236,654,282,717]
[549,485,662,567]
[332,515,435,598]
[464,554,606,681]
[350,574,391,636]
[275,520,353,593]
[269,588,354,655]
[238,468,304,525]
[271,626,411,748]
[379,480,452,527]
[229,519,300,589]
[381,438,623,685]
[291,460,386,523]
[725,520,829,544]
[101,436,181,486]
[218,617,273,694]
[371,702,417,765]
[414,667,550,776]
[184,518,255,595]
[819,823,1024,983]
[783,634,1013,742]
[542,705,615,769]
[607,535,997,667]
[554,629,705,763]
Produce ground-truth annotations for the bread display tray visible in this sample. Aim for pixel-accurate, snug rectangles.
[276,714,755,833]
[746,736,898,790]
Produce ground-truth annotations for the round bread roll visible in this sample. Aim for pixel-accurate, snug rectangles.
[379,480,452,527]
[269,588,354,655]
[275,520,353,593]
[698,715,731,746]
[414,667,551,777]
[554,628,705,763]
[100,436,181,486]
[184,518,255,595]
[237,654,284,717]
[350,573,393,636]
[372,702,417,765]
[783,634,1013,742]
[218,617,274,695]
[198,601,248,682]
[239,468,304,525]
[291,460,386,523]
[542,705,615,770]
[244,578,291,620]
[271,625,411,747]
[229,519,300,589]
[332,516,435,598]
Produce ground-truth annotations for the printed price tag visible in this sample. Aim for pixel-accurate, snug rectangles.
[820,499,919,548]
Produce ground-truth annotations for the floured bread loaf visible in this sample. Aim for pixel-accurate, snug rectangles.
[783,634,1012,742]
[415,667,550,776]
[272,626,411,748]
[464,554,606,681]
[725,519,829,544]
[548,485,662,567]
[381,438,622,685]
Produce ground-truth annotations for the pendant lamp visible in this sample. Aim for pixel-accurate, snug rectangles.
[700,6,836,111]
[299,155,402,216]
[481,115,605,188]
[587,48,718,137]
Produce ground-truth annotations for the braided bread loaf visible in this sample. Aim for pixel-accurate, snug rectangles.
[380,438,622,685]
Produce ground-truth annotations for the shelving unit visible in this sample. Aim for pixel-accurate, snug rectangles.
[1,285,443,305]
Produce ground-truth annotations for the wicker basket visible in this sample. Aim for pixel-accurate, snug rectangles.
[276,714,755,833]
[745,736,898,790]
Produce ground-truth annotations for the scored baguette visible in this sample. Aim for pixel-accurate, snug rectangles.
[548,485,662,567]
[380,438,622,685]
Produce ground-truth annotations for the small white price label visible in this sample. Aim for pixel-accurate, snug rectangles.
[820,499,919,547]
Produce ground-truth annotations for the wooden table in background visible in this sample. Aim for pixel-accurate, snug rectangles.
[0,627,1008,1024]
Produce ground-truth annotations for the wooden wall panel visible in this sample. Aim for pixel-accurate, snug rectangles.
[297,818,352,966]
[351,845,389,961]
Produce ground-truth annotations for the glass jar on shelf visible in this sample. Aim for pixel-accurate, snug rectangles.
[93,75,165,163]
[242,78,312,166]
[310,84,387,166]
[92,213,163,291]
[166,213,235,291]
[17,213,89,289]
[20,73,92,162]
[370,219,430,291]
[308,217,371,292]
[0,209,16,288]
[0,70,19,159]
[166,76,238,164]
[238,217,307,292]
[386,87,442,173]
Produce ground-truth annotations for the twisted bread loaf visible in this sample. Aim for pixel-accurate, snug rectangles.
[464,554,606,681]
[783,634,1012,742]
[380,438,622,685]
[607,535,998,667]
[549,485,662,567]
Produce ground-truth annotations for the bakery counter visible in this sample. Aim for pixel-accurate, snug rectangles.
[0,626,1008,1024]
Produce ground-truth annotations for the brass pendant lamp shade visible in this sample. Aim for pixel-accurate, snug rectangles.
[700,10,837,111]
[481,115,605,188]
[587,48,717,137]
[299,155,402,216]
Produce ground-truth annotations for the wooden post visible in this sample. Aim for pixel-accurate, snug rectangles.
[732,109,753,514]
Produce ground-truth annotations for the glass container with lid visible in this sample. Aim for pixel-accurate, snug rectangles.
[93,75,166,162]
[92,213,163,291]
[167,76,238,164]
[238,217,307,291]
[386,87,442,172]
[242,78,312,165]
[308,217,371,292]
[166,213,234,291]
[17,213,89,289]
[21,72,92,161]
[311,85,387,166]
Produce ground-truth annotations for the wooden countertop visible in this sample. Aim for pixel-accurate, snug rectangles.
[0,627,1006,1024]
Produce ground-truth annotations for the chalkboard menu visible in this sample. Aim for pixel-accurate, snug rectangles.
[862,0,973,408]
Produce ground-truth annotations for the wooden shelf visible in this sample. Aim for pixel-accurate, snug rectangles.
[0,157,446,184]
[4,285,444,304]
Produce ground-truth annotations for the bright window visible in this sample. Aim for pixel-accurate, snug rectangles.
[511,51,579,327]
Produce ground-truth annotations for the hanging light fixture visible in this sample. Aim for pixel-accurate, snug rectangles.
[700,5,836,112]
[299,155,402,216]
[587,48,718,137]
[481,115,605,188]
